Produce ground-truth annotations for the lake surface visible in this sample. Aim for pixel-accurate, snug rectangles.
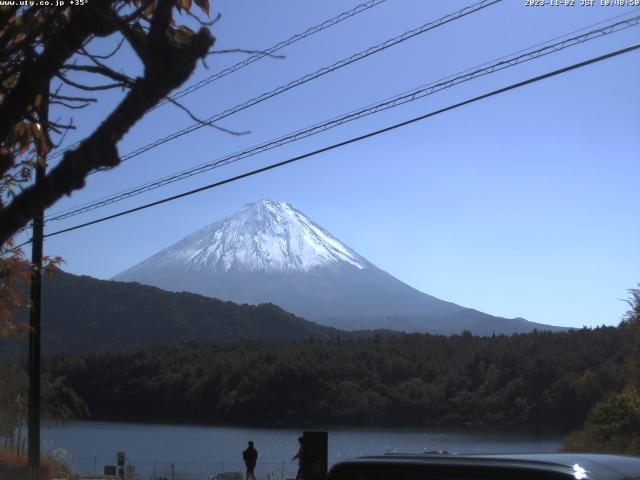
[42,421,563,479]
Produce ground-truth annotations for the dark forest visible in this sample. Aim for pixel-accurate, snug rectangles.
[42,326,628,429]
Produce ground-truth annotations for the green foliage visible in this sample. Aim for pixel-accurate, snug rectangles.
[0,360,88,457]
[0,362,26,451]
[563,288,640,453]
[42,326,627,428]
[620,286,640,388]
[563,388,640,454]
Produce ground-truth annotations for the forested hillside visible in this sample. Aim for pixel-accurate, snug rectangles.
[44,327,627,428]
[1,270,346,355]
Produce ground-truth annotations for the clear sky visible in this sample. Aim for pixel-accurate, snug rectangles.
[20,0,640,328]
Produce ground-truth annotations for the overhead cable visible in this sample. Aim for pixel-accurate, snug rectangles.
[83,0,502,166]
[156,0,391,108]
[38,42,640,240]
[48,0,391,160]
[45,13,640,223]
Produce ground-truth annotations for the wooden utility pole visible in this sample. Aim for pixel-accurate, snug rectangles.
[302,431,328,480]
[28,83,48,480]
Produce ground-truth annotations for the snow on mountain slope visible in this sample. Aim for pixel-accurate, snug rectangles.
[114,199,471,321]
[119,199,367,276]
[114,199,562,334]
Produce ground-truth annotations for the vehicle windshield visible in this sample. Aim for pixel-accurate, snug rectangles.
[1,1,639,480]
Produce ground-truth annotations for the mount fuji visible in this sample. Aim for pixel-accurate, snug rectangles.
[114,200,564,335]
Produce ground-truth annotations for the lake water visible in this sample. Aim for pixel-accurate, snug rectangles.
[42,421,564,480]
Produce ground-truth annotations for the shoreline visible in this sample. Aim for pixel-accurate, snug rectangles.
[40,421,566,477]
[52,418,570,437]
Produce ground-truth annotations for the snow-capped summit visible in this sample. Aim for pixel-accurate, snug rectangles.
[114,200,561,335]
[118,199,367,276]
[114,199,459,322]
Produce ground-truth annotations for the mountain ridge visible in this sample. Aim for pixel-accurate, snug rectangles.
[0,269,351,356]
[114,199,566,334]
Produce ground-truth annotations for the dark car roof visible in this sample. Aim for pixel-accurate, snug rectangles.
[330,453,640,480]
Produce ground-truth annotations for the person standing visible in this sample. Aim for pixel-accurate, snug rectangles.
[242,441,258,480]
[292,436,304,479]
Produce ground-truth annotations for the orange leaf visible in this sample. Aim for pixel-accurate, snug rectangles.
[31,123,49,156]
[143,1,155,18]
[194,0,209,16]
[13,122,26,137]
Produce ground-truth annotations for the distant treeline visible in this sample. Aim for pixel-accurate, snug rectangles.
[43,326,629,429]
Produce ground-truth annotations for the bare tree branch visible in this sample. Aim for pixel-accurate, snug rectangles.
[78,36,126,60]
[50,124,71,150]
[51,93,97,103]
[208,48,285,59]
[164,95,250,136]
[61,64,134,86]
[47,119,75,131]
[50,100,93,110]
[187,10,221,28]
[56,71,128,91]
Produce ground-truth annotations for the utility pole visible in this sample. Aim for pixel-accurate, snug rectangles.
[28,82,48,480]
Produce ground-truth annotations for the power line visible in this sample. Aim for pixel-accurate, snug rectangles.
[98,0,503,165]
[39,42,640,240]
[45,13,640,223]
[48,10,640,220]
[1,240,31,255]
[156,0,390,109]
[48,0,391,161]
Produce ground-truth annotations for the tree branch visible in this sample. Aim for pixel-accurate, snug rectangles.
[56,71,128,91]
[208,48,285,59]
[0,0,117,145]
[164,95,250,136]
[115,21,149,63]
[78,37,126,60]
[50,125,71,150]
[0,4,215,245]
[51,93,97,103]
[61,64,134,86]
[187,10,221,28]
[47,119,75,131]
[50,100,93,110]
[0,150,15,179]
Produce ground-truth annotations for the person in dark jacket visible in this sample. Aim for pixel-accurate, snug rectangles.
[242,441,258,480]
[292,436,304,479]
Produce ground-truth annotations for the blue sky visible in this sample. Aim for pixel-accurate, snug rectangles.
[21,0,640,328]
